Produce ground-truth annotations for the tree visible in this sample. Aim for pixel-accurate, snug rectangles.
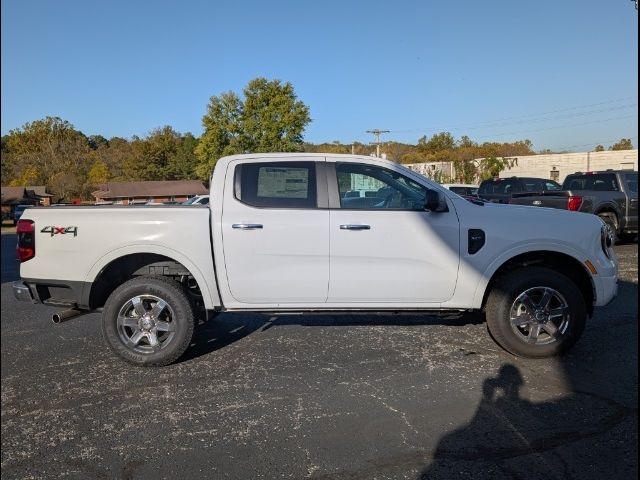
[168,133,199,180]
[87,135,109,150]
[477,157,516,181]
[242,78,310,152]
[195,78,311,180]
[194,91,244,179]
[610,138,633,151]
[86,159,110,185]
[593,145,605,152]
[417,132,456,154]
[123,126,182,181]
[1,117,91,198]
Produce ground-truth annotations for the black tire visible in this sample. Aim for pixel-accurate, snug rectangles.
[102,276,195,367]
[485,267,586,358]
[598,212,620,245]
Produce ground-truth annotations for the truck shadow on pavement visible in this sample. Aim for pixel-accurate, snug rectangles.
[180,279,636,365]
[178,310,486,363]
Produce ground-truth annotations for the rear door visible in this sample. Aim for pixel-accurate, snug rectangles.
[221,158,329,304]
[327,160,460,304]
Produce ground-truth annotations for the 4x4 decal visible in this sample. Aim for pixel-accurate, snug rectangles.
[41,226,78,237]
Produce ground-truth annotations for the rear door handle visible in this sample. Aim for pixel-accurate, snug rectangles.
[232,224,263,230]
[340,224,370,230]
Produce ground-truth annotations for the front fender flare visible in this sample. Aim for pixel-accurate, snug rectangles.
[471,241,594,308]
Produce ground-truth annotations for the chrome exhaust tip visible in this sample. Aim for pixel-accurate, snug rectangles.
[52,308,85,324]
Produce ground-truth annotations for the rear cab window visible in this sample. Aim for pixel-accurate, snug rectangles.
[563,174,619,191]
[235,162,317,208]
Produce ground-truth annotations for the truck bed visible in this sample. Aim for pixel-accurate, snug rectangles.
[18,205,219,310]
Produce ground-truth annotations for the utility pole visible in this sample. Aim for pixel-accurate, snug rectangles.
[366,129,390,157]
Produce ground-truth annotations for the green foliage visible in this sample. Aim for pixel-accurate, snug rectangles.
[195,78,310,180]
[418,132,456,154]
[242,78,310,152]
[87,159,110,185]
[477,156,516,181]
[610,138,633,151]
[1,117,91,200]
[593,145,605,152]
[304,141,351,154]
[169,133,199,180]
[87,135,109,150]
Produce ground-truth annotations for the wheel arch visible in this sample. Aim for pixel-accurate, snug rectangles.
[594,202,621,221]
[84,246,220,310]
[480,250,596,317]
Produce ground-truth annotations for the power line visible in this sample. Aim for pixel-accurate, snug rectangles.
[472,114,637,140]
[551,136,638,152]
[447,103,636,131]
[391,96,638,134]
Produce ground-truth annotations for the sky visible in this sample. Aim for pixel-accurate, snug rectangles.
[1,0,638,152]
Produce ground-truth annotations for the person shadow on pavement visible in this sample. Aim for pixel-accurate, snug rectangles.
[418,363,636,480]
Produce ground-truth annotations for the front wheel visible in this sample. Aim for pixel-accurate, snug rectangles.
[485,267,586,358]
[102,276,195,366]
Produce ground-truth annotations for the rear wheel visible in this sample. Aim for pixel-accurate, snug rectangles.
[102,276,195,366]
[598,212,619,245]
[485,267,586,358]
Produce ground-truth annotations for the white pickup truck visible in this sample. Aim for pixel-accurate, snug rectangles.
[14,154,618,366]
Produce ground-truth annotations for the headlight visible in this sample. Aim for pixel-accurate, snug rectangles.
[600,224,613,258]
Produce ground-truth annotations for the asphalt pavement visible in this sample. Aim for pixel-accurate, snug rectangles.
[1,233,637,479]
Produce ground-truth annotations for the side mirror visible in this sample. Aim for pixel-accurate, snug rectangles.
[424,190,447,212]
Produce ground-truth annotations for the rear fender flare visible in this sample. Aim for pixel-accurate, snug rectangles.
[83,244,220,310]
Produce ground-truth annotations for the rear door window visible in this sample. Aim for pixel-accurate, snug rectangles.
[236,162,317,208]
[521,179,545,192]
[478,179,519,195]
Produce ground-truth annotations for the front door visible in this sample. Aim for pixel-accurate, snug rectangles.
[327,161,460,304]
[221,159,329,304]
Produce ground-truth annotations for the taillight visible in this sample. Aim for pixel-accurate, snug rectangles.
[16,219,35,262]
[567,196,583,211]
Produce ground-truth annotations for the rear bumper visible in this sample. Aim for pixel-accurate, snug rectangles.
[594,274,618,307]
[13,279,84,308]
[13,281,35,302]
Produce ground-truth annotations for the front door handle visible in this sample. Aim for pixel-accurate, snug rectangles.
[232,224,263,230]
[340,224,370,230]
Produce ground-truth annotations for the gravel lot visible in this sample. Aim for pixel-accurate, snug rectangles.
[1,234,637,480]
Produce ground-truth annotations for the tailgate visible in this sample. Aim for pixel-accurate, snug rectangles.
[509,191,569,209]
